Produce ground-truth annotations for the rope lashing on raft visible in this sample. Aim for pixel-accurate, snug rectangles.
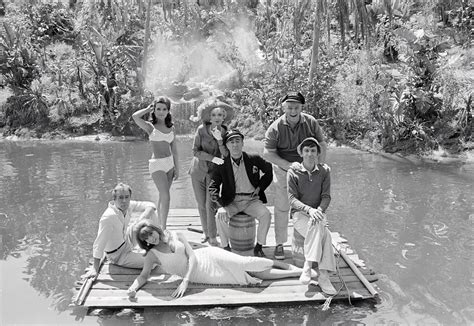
[321,250,352,311]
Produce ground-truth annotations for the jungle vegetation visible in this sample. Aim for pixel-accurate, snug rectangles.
[0,0,472,155]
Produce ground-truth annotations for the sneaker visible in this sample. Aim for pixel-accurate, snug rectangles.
[223,245,232,252]
[253,243,266,257]
[274,244,285,260]
[299,268,312,285]
[318,271,337,295]
[200,235,209,243]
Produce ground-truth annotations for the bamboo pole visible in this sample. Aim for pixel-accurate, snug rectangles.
[337,247,378,297]
[75,258,106,305]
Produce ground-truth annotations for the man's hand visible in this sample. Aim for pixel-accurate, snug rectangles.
[84,268,98,279]
[216,207,229,223]
[251,187,260,198]
[308,207,325,225]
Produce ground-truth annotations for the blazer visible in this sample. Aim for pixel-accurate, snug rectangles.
[209,152,273,207]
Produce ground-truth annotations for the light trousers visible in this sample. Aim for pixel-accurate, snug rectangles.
[293,211,336,272]
[273,165,290,245]
[217,196,271,247]
[106,241,144,268]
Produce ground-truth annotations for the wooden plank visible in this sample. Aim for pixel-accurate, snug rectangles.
[87,274,378,291]
[85,286,372,307]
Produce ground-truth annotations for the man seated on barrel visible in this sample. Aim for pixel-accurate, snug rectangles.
[209,129,273,257]
[287,137,337,295]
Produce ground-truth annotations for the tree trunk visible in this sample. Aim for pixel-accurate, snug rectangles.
[141,0,152,92]
[309,0,321,81]
[326,0,331,56]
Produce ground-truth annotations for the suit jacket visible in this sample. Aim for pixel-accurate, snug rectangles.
[209,152,273,207]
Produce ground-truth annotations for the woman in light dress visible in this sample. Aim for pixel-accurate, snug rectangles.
[127,220,305,298]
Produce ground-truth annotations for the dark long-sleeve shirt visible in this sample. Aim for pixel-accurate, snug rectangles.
[188,124,228,180]
[287,162,331,214]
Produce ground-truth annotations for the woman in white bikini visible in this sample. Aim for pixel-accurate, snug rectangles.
[132,96,179,229]
[127,220,306,298]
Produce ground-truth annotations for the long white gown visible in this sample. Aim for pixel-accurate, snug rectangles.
[151,240,273,285]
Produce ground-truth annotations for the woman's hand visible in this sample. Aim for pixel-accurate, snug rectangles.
[211,157,224,165]
[216,207,229,223]
[173,168,179,180]
[210,126,223,141]
[172,278,189,298]
[127,287,137,299]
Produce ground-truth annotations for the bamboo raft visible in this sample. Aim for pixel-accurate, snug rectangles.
[73,208,379,308]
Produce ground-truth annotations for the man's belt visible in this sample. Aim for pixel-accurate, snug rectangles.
[235,192,253,196]
[106,242,125,254]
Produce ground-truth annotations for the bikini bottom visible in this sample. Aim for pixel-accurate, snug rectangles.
[149,156,174,174]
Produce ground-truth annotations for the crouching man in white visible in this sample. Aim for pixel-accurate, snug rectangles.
[287,138,337,295]
[85,183,157,279]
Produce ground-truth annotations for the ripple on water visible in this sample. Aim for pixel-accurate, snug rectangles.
[401,245,422,262]
[196,306,261,320]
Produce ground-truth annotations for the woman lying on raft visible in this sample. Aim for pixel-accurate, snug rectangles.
[127,220,306,298]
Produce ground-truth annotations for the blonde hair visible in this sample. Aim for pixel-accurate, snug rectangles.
[210,106,227,119]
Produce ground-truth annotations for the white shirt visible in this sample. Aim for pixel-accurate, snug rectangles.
[92,200,155,259]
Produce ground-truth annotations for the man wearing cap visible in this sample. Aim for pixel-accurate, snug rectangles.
[263,91,327,260]
[287,137,336,295]
[209,129,273,257]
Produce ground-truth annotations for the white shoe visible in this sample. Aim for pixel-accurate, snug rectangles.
[299,268,312,285]
[318,271,337,295]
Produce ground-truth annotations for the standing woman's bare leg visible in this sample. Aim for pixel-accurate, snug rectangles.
[151,170,172,228]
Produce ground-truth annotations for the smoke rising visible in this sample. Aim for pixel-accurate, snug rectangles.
[144,13,262,99]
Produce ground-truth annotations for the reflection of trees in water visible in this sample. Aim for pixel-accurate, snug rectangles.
[90,303,373,325]
[1,141,152,312]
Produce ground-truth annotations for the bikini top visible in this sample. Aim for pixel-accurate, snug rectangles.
[149,128,174,143]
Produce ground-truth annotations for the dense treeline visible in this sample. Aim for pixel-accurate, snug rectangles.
[0,0,472,154]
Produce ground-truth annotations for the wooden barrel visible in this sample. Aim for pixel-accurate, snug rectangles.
[229,213,256,251]
[292,228,305,267]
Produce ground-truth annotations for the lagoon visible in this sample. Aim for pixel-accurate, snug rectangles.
[0,138,473,325]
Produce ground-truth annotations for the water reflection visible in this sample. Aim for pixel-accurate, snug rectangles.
[0,141,473,325]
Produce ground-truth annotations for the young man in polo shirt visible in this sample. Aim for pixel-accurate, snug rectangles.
[287,137,336,295]
[209,129,273,257]
[263,91,328,260]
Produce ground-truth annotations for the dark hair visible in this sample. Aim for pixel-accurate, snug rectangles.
[151,96,173,128]
[300,139,321,154]
[135,220,175,253]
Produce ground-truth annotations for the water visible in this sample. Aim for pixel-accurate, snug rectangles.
[1,138,473,325]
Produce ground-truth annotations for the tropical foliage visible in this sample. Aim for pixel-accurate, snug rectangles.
[0,0,472,154]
